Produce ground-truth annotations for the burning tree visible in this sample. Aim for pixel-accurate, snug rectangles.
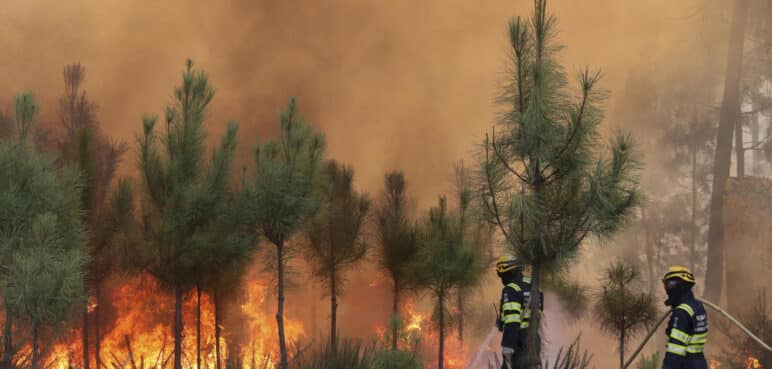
[593,261,657,369]
[242,97,326,369]
[477,0,643,367]
[55,63,128,369]
[417,195,480,369]
[133,60,241,369]
[306,160,371,350]
[0,92,88,369]
[374,171,420,351]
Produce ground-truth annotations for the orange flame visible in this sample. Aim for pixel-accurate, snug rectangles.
[45,274,303,369]
[745,355,761,369]
[379,300,469,369]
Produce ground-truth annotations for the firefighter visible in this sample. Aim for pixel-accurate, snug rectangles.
[495,255,527,369]
[662,266,708,369]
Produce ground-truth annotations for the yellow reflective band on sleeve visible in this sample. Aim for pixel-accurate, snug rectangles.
[669,328,690,344]
[506,283,521,292]
[686,345,704,354]
[667,343,687,356]
[502,302,522,312]
[676,304,694,317]
[502,314,522,324]
[690,333,708,344]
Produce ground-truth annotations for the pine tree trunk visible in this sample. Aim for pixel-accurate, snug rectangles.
[735,117,745,177]
[641,208,656,294]
[391,277,400,351]
[276,241,288,369]
[619,319,625,369]
[215,291,222,369]
[690,147,698,274]
[83,305,90,369]
[2,306,12,369]
[197,283,202,369]
[750,110,759,175]
[31,322,40,369]
[174,280,184,369]
[95,284,102,369]
[524,263,542,369]
[457,291,464,343]
[704,0,750,303]
[438,290,445,369]
[330,269,337,350]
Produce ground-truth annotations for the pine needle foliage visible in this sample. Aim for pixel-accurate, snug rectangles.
[477,1,643,365]
[0,95,88,369]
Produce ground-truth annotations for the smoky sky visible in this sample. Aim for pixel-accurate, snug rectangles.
[0,0,731,205]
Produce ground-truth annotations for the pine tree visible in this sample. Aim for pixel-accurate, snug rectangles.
[56,63,128,369]
[451,162,491,343]
[374,171,420,350]
[477,1,643,366]
[662,116,715,277]
[242,97,326,369]
[417,195,480,369]
[704,0,751,303]
[133,60,241,369]
[306,160,371,350]
[593,261,657,369]
[0,92,88,369]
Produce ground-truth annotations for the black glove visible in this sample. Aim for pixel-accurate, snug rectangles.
[496,317,503,332]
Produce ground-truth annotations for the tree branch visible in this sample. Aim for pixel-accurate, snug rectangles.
[491,127,529,183]
[484,134,514,246]
[742,133,771,151]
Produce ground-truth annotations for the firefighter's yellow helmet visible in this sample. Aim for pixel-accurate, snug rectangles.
[496,255,521,273]
[663,266,695,284]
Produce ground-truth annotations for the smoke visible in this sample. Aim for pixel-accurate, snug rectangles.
[0,0,731,206]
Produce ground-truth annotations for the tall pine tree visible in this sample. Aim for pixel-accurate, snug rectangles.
[306,160,371,350]
[374,171,420,351]
[243,97,325,369]
[133,60,240,369]
[478,1,643,366]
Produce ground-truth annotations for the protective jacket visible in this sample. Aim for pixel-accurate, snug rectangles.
[662,291,708,369]
[500,281,525,349]
[500,277,542,350]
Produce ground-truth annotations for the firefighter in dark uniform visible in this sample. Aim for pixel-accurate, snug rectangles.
[662,266,708,369]
[495,255,540,369]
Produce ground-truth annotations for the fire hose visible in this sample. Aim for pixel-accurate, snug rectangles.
[622,297,772,369]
